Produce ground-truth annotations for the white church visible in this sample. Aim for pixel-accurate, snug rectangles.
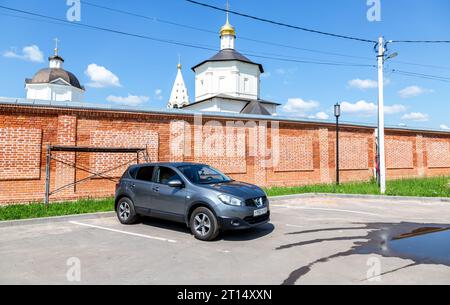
[25,44,85,102]
[23,9,278,115]
[167,11,279,115]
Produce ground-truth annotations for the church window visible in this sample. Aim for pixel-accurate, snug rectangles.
[219,76,225,91]
[243,78,249,92]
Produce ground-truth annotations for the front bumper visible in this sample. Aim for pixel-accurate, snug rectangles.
[218,211,270,231]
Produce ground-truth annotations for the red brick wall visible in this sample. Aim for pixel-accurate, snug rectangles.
[0,104,449,204]
[0,127,42,180]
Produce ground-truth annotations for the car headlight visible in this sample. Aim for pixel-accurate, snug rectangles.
[218,194,243,206]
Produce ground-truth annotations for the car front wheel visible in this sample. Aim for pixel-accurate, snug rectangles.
[117,197,139,224]
[190,207,219,241]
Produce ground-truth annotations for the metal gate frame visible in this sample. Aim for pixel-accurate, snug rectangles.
[44,145,149,205]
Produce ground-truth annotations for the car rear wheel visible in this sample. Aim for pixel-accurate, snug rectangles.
[190,207,219,241]
[117,197,139,224]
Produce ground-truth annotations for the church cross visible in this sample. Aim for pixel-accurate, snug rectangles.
[53,38,60,56]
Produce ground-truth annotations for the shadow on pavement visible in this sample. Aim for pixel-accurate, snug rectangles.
[277,221,450,285]
[140,216,275,241]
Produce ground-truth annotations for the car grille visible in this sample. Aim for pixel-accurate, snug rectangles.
[245,196,268,208]
[244,212,270,225]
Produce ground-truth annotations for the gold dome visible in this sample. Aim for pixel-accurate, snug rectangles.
[220,19,236,37]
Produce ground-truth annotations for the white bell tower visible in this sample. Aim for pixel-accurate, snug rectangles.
[168,58,190,109]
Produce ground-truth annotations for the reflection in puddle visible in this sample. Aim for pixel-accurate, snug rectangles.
[389,228,450,265]
[278,222,450,285]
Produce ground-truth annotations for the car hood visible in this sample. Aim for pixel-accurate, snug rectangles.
[199,181,266,199]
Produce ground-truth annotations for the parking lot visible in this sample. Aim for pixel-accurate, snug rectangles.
[1,195,449,285]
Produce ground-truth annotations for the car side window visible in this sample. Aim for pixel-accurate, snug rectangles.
[135,166,155,182]
[155,167,181,185]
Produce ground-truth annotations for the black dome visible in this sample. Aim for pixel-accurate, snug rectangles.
[26,68,84,90]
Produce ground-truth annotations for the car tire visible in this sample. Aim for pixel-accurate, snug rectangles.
[116,197,139,225]
[190,207,220,241]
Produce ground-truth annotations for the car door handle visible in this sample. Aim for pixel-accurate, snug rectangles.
[152,187,159,192]
[129,184,135,189]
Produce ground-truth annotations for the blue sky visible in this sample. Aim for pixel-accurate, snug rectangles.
[0,0,449,130]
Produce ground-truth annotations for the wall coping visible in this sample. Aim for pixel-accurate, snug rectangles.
[1,97,450,135]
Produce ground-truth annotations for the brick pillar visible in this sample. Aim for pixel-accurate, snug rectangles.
[54,115,77,197]
[253,123,268,186]
[318,128,331,184]
[416,134,425,177]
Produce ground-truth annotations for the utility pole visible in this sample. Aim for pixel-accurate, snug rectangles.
[377,36,386,194]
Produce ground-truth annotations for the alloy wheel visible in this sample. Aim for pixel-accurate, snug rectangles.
[194,213,211,237]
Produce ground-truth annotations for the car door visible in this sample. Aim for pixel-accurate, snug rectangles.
[151,166,187,221]
[132,165,156,212]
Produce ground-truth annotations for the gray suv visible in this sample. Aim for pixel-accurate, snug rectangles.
[115,163,270,241]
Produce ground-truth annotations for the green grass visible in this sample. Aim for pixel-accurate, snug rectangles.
[0,198,114,221]
[265,176,450,198]
[1,176,449,221]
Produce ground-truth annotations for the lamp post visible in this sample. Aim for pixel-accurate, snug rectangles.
[334,103,341,186]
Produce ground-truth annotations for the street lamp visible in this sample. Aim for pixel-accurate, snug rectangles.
[334,103,341,186]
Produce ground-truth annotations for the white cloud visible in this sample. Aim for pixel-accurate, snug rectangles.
[106,94,149,106]
[85,64,121,88]
[3,45,44,63]
[401,112,430,122]
[341,100,406,116]
[348,78,378,90]
[440,124,450,130]
[308,112,330,120]
[282,98,320,116]
[341,100,377,116]
[154,89,163,100]
[275,68,286,75]
[347,78,390,90]
[398,86,433,99]
[385,104,407,114]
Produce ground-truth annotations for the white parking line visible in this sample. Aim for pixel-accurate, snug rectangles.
[271,205,382,217]
[69,221,177,243]
[285,224,304,229]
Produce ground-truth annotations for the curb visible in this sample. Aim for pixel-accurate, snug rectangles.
[268,193,450,203]
[0,211,115,228]
[1,193,449,228]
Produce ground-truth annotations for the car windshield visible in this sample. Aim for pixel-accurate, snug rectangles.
[178,165,233,184]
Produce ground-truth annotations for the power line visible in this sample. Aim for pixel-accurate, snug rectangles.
[0,5,218,51]
[391,69,450,83]
[2,4,448,77]
[391,40,450,44]
[81,0,372,61]
[0,5,376,69]
[185,0,377,43]
[79,1,450,71]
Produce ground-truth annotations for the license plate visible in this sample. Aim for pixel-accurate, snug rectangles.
[254,207,268,217]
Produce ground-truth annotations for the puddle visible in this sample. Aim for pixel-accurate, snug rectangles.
[389,228,450,265]
[277,222,450,285]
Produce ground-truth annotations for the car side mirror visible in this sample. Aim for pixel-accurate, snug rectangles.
[168,179,184,188]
